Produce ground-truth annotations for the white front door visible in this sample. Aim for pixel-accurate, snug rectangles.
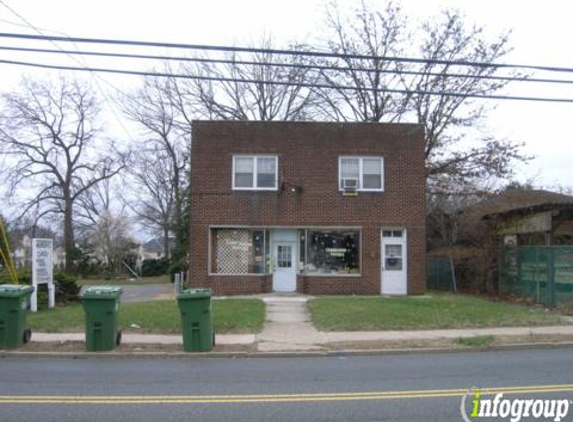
[273,242,297,292]
[381,229,407,295]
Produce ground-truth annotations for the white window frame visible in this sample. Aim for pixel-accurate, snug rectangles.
[232,155,279,191]
[338,156,384,192]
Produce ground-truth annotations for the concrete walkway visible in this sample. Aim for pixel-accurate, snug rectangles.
[256,296,327,352]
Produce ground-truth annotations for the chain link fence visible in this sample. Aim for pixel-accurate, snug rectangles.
[500,246,573,309]
[427,256,457,292]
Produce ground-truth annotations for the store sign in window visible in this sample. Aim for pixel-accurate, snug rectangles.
[303,230,360,275]
[212,229,267,274]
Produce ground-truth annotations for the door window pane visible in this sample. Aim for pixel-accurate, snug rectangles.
[277,245,292,268]
[385,244,403,271]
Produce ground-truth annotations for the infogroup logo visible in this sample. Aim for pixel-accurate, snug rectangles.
[461,388,570,422]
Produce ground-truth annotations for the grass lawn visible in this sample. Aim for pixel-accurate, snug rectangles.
[77,275,171,286]
[307,293,566,331]
[28,299,265,334]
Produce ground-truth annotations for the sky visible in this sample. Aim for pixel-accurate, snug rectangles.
[0,0,572,190]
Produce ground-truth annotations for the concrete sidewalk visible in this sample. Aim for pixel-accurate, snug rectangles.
[32,332,255,345]
[30,324,573,349]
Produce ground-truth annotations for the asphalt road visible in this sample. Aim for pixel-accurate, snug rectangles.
[1,348,573,421]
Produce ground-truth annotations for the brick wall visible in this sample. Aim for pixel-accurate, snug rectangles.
[189,121,426,295]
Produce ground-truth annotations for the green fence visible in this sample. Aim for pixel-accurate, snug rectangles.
[427,256,457,291]
[500,246,573,309]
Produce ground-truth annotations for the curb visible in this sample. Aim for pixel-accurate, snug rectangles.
[2,341,573,359]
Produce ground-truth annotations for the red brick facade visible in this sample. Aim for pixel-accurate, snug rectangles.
[189,121,426,295]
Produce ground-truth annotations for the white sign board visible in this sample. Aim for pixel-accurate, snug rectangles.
[31,238,55,312]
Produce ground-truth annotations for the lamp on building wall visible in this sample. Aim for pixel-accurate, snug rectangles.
[281,182,304,194]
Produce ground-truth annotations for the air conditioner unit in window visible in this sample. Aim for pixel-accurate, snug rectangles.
[342,178,359,191]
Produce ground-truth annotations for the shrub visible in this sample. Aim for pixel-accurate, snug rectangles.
[141,258,170,277]
[54,272,80,303]
[0,268,31,284]
[0,269,79,304]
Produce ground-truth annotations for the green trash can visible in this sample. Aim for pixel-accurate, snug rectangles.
[177,289,214,352]
[81,286,123,351]
[0,284,34,349]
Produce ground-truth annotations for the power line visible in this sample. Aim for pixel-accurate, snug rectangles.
[2,44,573,86]
[1,31,573,74]
[0,1,136,142]
[2,58,573,103]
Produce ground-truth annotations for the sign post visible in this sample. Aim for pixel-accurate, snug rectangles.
[31,238,55,312]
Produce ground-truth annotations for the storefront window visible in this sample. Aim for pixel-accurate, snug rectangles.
[303,230,360,275]
[211,229,268,274]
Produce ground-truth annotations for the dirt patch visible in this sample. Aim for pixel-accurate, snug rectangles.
[5,341,255,354]
[326,333,573,351]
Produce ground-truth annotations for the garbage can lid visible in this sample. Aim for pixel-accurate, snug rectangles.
[82,286,123,299]
[178,288,212,299]
[0,284,34,296]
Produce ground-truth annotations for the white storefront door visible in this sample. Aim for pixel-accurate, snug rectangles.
[381,229,407,295]
[273,242,297,292]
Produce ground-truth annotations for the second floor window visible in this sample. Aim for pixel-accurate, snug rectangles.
[339,157,384,191]
[233,155,278,190]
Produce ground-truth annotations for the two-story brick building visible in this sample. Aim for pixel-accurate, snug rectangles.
[188,121,426,295]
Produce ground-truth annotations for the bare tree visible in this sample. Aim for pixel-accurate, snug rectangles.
[319,1,528,185]
[88,211,137,272]
[0,76,127,271]
[122,76,188,259]
[316,0,407,122]
[128,147,177,259]
[175,36,320,121]
[75,178,115,232]
[408,10,525,182]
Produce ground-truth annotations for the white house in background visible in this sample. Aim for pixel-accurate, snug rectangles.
[11,235,31,268]
[137,237,176,262]
[11,235,66,269]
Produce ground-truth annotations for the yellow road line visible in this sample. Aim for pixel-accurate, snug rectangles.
[1,384,573,405]
[2,383,573,400]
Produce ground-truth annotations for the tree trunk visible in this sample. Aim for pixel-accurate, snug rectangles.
[64,198,75,273]
[163,227,170,260]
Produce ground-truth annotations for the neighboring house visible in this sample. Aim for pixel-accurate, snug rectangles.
[188,121,426,295]
[463,189,573,245]
[11,235,31,268]
[138,237,176,262]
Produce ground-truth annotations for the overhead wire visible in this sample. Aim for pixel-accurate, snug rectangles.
[0,1,136,142]
[2,45,573,86]
[1,58,573,103]
[1,31,573,73]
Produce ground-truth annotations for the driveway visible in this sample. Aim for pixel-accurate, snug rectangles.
[80,284,174,303]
